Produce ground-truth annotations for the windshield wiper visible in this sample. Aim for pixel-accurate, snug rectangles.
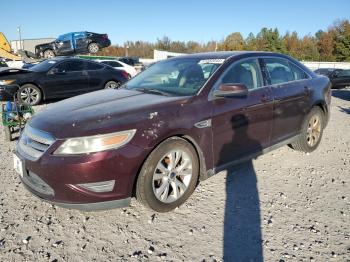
[135,88,171,96]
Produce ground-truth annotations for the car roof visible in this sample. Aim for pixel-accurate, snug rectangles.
[47,57,103,65]
[170,51,286,60]
[97,59,127,65]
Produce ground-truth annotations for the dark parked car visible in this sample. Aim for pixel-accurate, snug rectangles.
[314,68,339,76]
[118,57,140,66]
[328,69,350,89]
[0,57,129,105]
[14,52,331,212]
[35,32,111,58]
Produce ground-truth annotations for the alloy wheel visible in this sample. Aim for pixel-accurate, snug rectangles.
[306,115,321,147]
[105,81,120,89]
[152,149,193,203]
[88,43,99,53]
[20,87,39,105]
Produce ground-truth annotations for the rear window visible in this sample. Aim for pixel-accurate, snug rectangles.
[86,61,104,70]
[289,62,309,80]
[264,58,294,85]
[103,61,123,68]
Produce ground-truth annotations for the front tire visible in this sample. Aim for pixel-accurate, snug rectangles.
[136,137,199,212]
[17,84,42,106]
[88,43,99,53]
[43,49,55,58]
[291,107,324,153]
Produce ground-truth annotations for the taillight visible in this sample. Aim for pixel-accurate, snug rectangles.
[120,70,130,79]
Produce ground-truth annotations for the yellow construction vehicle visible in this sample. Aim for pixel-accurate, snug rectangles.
[0,32,22,61]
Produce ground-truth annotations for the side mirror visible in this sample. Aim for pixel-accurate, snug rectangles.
[213,83,248,98]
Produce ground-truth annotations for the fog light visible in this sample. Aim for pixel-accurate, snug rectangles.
[77,180,115,193]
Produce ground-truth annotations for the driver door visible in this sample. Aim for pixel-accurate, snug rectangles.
[56,33,74,55]
[210,58,273,169]
[42,60,89,98]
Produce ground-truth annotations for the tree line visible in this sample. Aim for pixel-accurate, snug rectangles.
[98,19,350,62]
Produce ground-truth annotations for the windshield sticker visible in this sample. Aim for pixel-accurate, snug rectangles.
[199,59,225,64]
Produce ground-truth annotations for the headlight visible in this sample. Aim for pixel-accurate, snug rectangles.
[0,80,15,85]
[54,129,136,155]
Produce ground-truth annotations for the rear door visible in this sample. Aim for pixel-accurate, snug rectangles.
[85,61,106,91]
[210,57,273,169]
[262,57,311,144]
[42,60,89,98]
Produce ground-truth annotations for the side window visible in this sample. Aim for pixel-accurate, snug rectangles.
[55,61,84,73]
[200,64,219,80]
[338,69,350,77]
[108,61,122,67]
[86,61,104,70]
[221,58,263,90]
[289,62,309,80]
[264,58,294,85]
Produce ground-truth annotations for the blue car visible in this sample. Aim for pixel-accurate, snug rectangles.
[35,31,111,58]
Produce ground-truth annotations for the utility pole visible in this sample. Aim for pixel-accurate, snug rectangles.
[17,26,22,51]
[125,45,129,57]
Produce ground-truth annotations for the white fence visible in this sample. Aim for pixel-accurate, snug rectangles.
[151,50,350,70]
[301,61,350,70]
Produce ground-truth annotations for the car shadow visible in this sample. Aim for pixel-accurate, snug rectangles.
[219,114,263,261]
[332,89,350,102]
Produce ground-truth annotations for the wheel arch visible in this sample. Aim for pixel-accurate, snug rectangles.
[311,100,329,126]
[103,79,121,89]
[20,82,45,100]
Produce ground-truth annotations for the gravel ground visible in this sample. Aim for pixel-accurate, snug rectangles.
[0,91,349,262]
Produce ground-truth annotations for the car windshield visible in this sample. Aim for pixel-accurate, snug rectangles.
[30,60,58,72]
[124,58,223,96]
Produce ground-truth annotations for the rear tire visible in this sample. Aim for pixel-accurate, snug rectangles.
[43,49,55,58]
[104,80,121,89]
[17,84,42,106]
[88,43,99,53]
[291,107,324,153]
[136,137,199,212]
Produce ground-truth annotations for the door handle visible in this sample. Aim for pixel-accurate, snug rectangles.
[81,71,88,76]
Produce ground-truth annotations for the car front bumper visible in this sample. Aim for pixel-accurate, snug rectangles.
[15,140,148,211]
[0,85,18,101]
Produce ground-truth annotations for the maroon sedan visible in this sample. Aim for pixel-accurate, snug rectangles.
[14,52,331,212]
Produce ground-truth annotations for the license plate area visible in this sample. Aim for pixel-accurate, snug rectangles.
[13,153,24,178]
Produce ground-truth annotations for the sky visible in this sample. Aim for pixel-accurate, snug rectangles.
[1,0,350,45]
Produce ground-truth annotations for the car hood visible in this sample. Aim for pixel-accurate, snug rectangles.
[0,68,32,77]
[28,89,190,139]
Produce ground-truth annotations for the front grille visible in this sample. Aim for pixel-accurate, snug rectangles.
[17,125,55,161]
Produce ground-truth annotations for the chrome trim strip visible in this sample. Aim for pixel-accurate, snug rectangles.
[25,125,55,145]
